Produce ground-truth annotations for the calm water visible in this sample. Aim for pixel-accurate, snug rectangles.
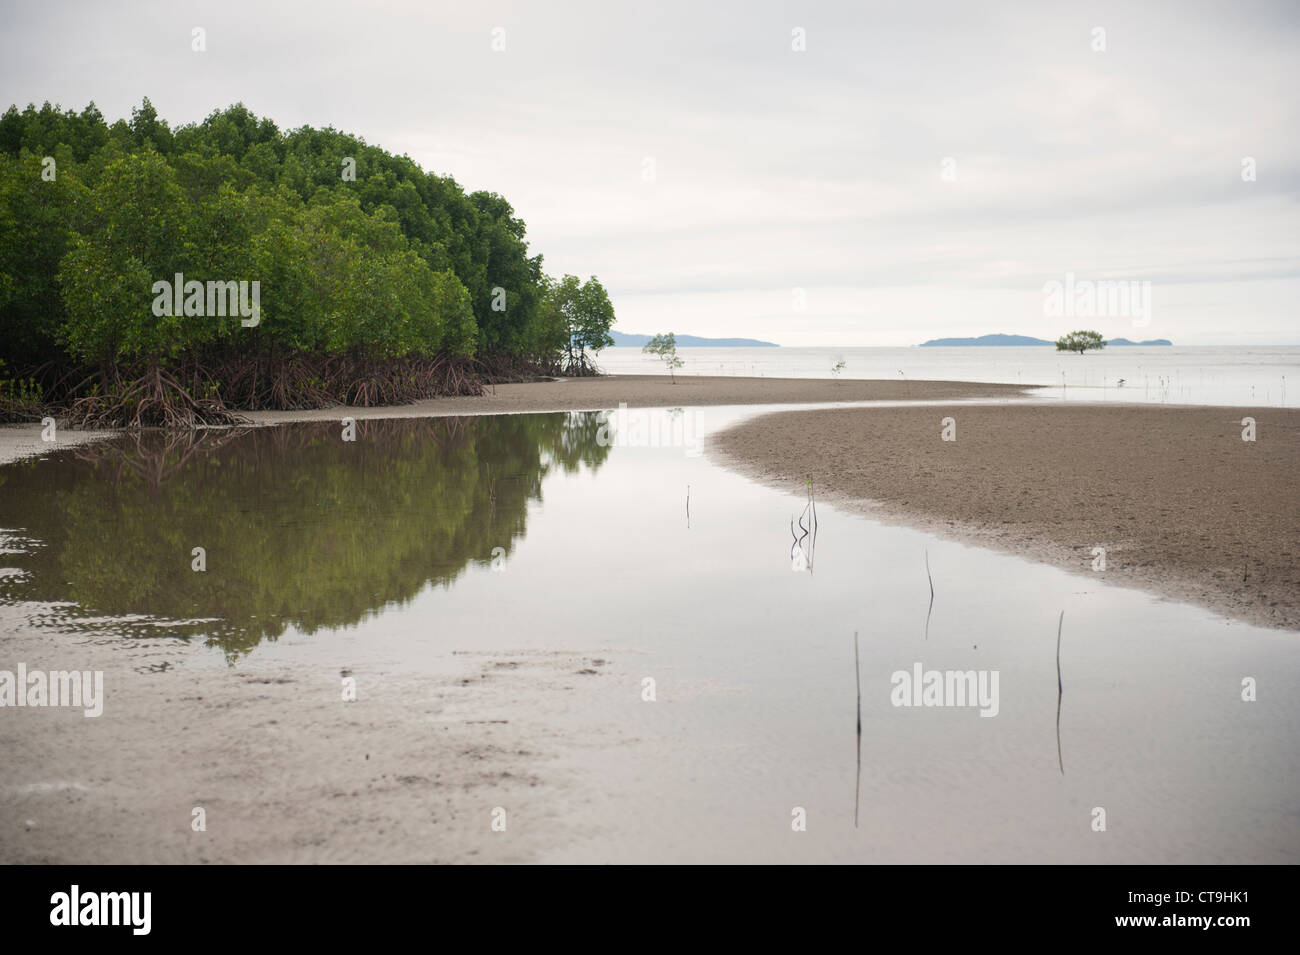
[598,345,1300,408]
[2,408,1296,862]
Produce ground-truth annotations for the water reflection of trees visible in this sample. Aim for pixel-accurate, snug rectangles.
[0,413,610,659]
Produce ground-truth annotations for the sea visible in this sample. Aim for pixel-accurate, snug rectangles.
[593,345,1300,408]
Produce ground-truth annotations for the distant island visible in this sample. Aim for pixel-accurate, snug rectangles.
[610,331,779,347]
[919,334,1172,347]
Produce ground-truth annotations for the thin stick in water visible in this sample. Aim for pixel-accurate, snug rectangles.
[1056,610,1065,775]
[924,549,935,640]
[808,478,818,534]
[808,480,818,571]
[854,630,862,829]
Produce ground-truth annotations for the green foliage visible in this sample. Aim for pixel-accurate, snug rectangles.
[0,357,45,421]
[574,275,615,355]
[643,332,684,382]
[0,149,88,365]
[544,273,617,372]
[0,98,599,376]
[1055,330,1106,355]
[56,150,190,361]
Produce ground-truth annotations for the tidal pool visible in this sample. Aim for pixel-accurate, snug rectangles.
[1,406,1296,863]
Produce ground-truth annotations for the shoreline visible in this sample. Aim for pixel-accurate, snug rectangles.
[710,401,1299,632]
[239,374,1033,424]
[5,377,1293,634]
[0,427,114,467]
[1,373,1031,462]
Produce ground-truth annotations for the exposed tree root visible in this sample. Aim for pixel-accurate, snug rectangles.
[560,353,604,377]
[3,352,488,429]
[65,362,249,429]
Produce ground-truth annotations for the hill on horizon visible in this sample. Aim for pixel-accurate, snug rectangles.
[609,331,779,348]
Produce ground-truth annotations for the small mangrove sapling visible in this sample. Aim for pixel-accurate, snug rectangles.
[643,333,685,383]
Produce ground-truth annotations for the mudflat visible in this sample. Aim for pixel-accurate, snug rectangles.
[711,402,1299,631]
[242,374,1031,423]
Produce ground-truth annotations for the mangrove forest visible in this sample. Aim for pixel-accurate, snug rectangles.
[0,99,616,426]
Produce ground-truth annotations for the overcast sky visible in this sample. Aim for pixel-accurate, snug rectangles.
[3,0,1297,344]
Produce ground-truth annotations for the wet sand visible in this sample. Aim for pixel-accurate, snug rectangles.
[0,427,111,466]
[2,376,1022,464]
[240,374,1030,423]
[0,610,628,863]
[712,402,1300,631]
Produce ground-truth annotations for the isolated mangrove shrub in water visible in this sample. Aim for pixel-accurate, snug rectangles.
[0,413,611,657]
[1055,330,1106,355]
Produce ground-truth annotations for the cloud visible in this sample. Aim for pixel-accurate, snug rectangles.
[3,0,1297,343]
